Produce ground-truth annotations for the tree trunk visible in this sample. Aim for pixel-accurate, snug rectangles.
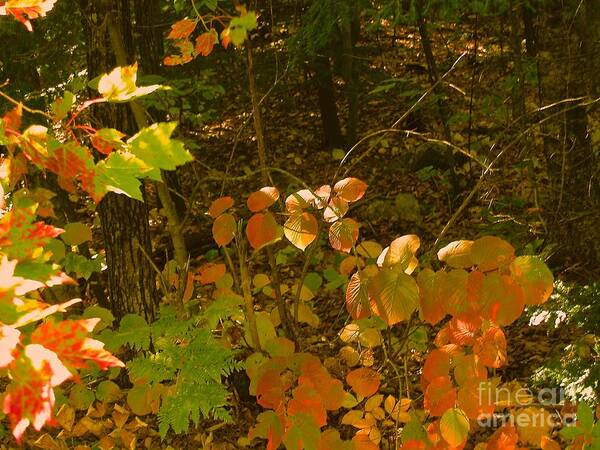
[313,55,345,149]
[340,7,359,145]
[130,0,188,271]
[540,0,600,278]
[415,0,452,142]
[508,0,526,119]
[79,0,159,321]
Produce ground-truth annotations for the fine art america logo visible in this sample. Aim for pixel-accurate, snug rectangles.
[476,383,577,428]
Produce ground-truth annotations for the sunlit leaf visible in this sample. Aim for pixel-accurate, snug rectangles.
[284,212,318,251]
[439,408,469,447]
[208,196,234,218]
[247,186,280,212]
[329,218,359,253]
[509,256,553,305]
[368,268,419,325]
[212,213,236,247]
[96,64,161,102]
[246,212,283,250]
[471,236,515,272]
[437,240,474,269]
[333,177,368,202]
[346,367,380,398]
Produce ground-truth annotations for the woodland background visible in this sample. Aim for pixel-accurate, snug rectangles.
[0,0,599,449]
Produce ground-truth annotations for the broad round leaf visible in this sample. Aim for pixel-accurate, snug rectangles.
[437,240,474,269]
[480,273,525,326]
[457,380,495,420]
[346,367,380,398]
[246,212,283,250]
[440,408,469,447]
[509,256,553,305]
[368,269,419,325]
[196,262,226,285]
[346,271,371,320]
[357,241,383,259]
[247,186,280,212]
[471,236,515,272]
[284,212,318,251]
[473,326,507,368]
[422,349,451,383]
[285,189,316,213]
[377,235,420,273]
[424,376,456,416]
[208,196,234,218]
[329,218,359,253]
[212,213,236,247]
[417,269,446,325]
[333,177,368,202]
[323,197,349,223]
[61,222,92,246]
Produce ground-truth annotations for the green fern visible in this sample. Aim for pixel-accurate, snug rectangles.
[117,306,241,438]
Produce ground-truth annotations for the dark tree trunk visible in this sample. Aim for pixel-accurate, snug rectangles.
[540,0,600,278]
[79,0,159,321]
[133,0,187,218]
[313,55,345,149]
[415,0,452,142]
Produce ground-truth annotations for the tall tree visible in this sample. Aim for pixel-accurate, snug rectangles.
[78,0,159,320]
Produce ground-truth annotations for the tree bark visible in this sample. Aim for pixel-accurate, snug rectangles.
[313,55,345,149]
[79,0,159,321]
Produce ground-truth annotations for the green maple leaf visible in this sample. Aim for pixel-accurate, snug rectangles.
[127,122,193,171]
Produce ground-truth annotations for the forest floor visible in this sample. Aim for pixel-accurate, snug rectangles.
[4,24,581,450]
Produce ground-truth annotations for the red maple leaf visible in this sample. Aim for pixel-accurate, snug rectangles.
[167,18,196,40]
[0,0,57,32]
[30,319,124,371]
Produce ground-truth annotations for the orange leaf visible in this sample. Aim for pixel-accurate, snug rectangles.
[212,213,236,247]
[285,189,318,213]
[247,186,280,212]
[346,367,380,397]
[377,235,420,273]
[333,177,368,202]
[422,349,451,384]
[246,212,283,250]
[329,218,359,253]
[368,268,419,326]
[323,197,349,222]
[509,256,553,306]
[346,272,372,320]
[425,375,456,417]
[195,30,217,56]
[167,18,197,39]
[486,424,519,450]
[457,380,495,420]
[0,0,57,32]
[480,273,525,326]
[417,268,446,325]
[196,263,226,285]
[471,236,515,272]
[30,319,124,371]
[473,326,507,368]
[208,196,234,218]
[437,240,474,269]
[283,212,318,251]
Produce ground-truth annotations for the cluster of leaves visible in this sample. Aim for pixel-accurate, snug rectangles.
[0,7,193,439]
[164,5,257,65]
[99,305,240,438]
[208,177,367,253]
[0,201,123,441]
[205,177,598,449]
[246,337,362,449]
